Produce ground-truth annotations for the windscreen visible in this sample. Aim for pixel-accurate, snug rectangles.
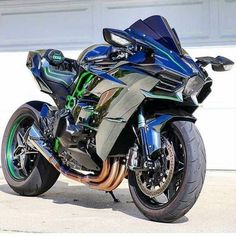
[127,15,182,55]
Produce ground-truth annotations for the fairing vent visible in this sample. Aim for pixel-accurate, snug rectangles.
[154,74,185,93]
[196,78,212,103]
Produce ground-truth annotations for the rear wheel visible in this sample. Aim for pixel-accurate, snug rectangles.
[128,121,206,222]
[1,103,60,196]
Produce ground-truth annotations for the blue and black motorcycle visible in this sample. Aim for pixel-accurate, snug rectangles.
[1,15,234,222]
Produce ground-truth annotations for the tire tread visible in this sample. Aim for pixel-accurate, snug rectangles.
[128,121,206,222]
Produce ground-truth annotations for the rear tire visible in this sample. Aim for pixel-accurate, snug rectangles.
[128,121,206,222]
[1,102,60,196]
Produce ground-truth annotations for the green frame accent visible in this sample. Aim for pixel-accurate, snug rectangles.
[53,138,60,153]
[72,71,94,98]
[65,71,95,110]
[65,95,76,110]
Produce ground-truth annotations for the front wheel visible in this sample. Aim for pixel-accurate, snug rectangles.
[128,121,206,222]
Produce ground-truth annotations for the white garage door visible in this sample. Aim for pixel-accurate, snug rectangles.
[0,0,236,169]
[1,0,236,50]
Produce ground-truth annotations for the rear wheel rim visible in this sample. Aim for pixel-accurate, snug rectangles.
[6,115,39,181]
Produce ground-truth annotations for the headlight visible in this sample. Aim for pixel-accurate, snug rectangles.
[183,76,204,97]
[223,64,233,71]
[110,34,131,46]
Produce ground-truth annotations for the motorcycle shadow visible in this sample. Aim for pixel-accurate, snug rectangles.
[42,180,148,221]
[0,180,188,224]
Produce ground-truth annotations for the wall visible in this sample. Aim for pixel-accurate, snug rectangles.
[1,0,236,50]
[0,0,236,169]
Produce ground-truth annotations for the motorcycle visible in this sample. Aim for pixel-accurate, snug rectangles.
[1,15,234,222]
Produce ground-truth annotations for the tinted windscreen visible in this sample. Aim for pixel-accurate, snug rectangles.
[128,15,182,55]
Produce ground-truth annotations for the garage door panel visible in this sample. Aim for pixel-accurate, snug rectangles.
[0,0,235,49]
[101,0,210,41]
[0,4,94,49]
[219,0,236,38]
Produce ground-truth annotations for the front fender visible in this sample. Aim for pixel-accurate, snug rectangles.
[145,113,196,154]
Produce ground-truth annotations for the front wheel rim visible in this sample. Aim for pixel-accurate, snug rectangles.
[133,124,187,209]
[136,136,176,198]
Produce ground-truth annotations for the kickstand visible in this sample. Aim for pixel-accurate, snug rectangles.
[106,191,120,203]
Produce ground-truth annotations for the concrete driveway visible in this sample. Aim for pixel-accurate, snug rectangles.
[0,168,235,233]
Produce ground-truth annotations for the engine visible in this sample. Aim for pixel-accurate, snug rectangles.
[39,104,101,172]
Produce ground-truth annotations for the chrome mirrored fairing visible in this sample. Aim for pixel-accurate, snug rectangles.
[26,15,231,161]
[94,73,158,160]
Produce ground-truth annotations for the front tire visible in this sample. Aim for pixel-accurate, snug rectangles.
[1,102,60,196]
[128,121,206,222]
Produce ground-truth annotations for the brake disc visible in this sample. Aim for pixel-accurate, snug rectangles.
[135,137,175,198]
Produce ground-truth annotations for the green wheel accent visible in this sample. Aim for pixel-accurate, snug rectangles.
[6,117,24,180]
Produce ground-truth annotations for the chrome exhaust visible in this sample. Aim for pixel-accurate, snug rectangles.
[27,124,53,162]
[27,124,69,175]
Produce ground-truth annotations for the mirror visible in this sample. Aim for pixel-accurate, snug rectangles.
[196,56,234,71]
[103,28,136,47]
[211,56,234,71]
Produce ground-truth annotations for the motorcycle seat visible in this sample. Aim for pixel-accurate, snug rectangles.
[41,60,77,88]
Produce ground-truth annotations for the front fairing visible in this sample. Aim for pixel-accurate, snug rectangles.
[126,28,199,79]
[78,16,208,160]
[94,72,158,160]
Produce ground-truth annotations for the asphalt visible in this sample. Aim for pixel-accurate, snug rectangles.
[0,168,235,233]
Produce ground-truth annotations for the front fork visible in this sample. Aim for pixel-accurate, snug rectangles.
[128,107,172,171]
[138,107,150,162]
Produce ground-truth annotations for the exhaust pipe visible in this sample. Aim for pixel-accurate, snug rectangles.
[90,157,120,190]
[28,124,126,190]
[28,124,91,183]
[28,124,55,163]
